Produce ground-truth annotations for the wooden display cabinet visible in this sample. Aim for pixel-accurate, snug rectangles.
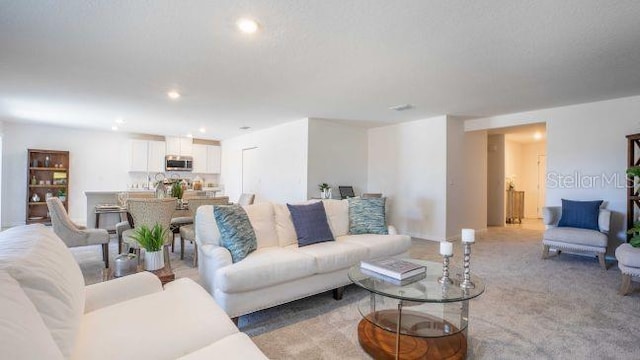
[26,149,69,225]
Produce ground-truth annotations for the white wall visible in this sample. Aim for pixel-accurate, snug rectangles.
[368,116,448,241]
[2,121,131,226]
[220,119,309,204]
[446,117,488,239]
[505,139,523,190]
[462,129,488,234]
[307,119,368,199]
[467,95,640,249]
[487,134,505,226]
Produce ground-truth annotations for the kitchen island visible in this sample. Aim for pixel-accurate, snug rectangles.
[84,189,224,231]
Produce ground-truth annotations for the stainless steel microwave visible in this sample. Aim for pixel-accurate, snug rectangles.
[165,155,193,172]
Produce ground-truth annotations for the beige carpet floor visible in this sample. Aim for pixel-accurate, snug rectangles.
[74,224,640,359]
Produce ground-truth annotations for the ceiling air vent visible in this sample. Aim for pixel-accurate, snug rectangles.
[388,104,414,111]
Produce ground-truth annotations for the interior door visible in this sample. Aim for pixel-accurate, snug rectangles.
[242,147,259,195]
[537,154,547,218]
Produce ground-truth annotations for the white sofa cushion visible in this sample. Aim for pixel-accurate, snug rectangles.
[322,199,349,237]
[215,247,316,293]
[543,227,607,248]
[244,203,278,249]
[0,224,85,358]
[273,204,298,247]
[178,333,269,360]
[0,272,64,360]
[196,205,221,246]
[296,240,368,273]
[73,278,239,360]
[338,233,412,259]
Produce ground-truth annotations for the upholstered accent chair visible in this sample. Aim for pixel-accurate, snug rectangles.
[238,193,255,206]
[122,198,177,266]
[542,206,611,270]
[179,196,230,266]
[46,197,110,267]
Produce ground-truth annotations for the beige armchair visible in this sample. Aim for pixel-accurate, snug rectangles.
[179,196,230,266]
[47,197,110,268]
[122,198,177,266]
[542,206,611,270]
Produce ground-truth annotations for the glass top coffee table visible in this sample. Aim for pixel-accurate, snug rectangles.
[348,259,485,360]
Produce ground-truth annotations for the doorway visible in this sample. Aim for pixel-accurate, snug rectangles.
[486,123,547,229]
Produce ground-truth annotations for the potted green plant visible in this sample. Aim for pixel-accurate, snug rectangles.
[626,221,640,248]
[626,166,640,194]
[131,224,167,270]
[57,189,67,202]
[319,183,331,199]
[171,181,184,201]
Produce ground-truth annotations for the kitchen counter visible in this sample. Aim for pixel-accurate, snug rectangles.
[84,189,225,230]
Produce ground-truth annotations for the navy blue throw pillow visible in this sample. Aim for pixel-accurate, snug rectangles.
[557,199,603,231]
[287,202,335,247]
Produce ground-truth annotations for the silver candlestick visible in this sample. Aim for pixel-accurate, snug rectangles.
[438,254,453,285]
[460,241,476,289]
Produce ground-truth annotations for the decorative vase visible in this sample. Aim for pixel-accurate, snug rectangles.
[144,250,164,271]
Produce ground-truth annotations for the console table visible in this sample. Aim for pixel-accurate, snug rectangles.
[348,260,485,360]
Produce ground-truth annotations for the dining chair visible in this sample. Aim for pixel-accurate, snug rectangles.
[179,196,230,266]
[47,197,111,268]
[122,198,177,267]
[114,191,156,254]
[238,193,255,206]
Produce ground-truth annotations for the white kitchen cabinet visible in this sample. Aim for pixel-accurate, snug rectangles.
[147,140,166,173]
[130,139,149,172]
[191,144,221,174]
[130,139,166,173]
[191,144,208,173]
[165,136,193,156]
[207,145,221,174]
[180,137,193,156]
[165,137,180,155]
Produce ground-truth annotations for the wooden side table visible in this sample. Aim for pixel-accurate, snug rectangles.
[103,264,175,285]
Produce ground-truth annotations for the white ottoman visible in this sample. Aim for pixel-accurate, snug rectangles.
[615,243,640,295]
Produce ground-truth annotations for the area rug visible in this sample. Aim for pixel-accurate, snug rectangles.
[73,226,640,359]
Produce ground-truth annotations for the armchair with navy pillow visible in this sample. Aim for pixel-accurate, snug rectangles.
[541,199,610,270]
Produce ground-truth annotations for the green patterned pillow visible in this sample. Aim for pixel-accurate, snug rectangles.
[213,205,257,263]
[348,198,388,235]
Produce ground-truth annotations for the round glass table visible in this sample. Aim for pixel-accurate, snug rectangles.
[348,259,485,360]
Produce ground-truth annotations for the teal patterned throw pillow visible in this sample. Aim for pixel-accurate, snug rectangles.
[348,198,388,235]
[213,205,257,263]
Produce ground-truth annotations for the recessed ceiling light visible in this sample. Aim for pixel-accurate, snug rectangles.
[186,133,193,138]
[115,117,125,124]
[237,18,259,34]
[167,90,181,100]
[199,127,206,133]
[111,125,118,131]
[533,132,543,140]
[388,104,414,111]
[239,126,251,130]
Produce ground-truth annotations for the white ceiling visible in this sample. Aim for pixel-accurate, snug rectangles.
[2,1,640,140]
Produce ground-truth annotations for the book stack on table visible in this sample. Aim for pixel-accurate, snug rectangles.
[360,258,426,285]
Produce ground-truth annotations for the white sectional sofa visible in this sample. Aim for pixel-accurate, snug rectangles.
[195,199,412,318]
[0,224,267,360]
